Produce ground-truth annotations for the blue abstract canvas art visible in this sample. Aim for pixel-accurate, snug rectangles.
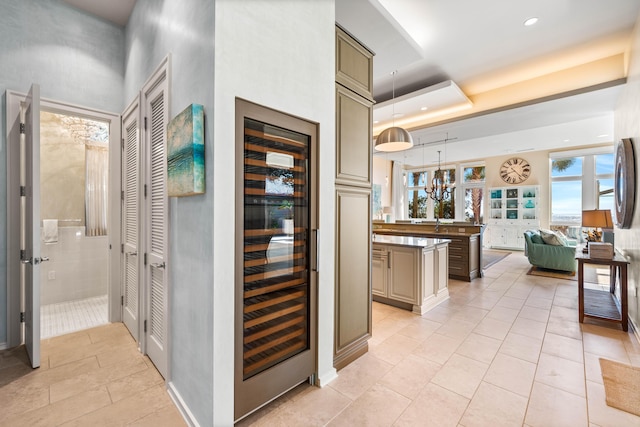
[167,104,205,196]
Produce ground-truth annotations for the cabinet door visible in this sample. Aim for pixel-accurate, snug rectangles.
[335,85,372,186]
[504,226,521,249]
[335,186,371,362]
[388,246,418,304]
[371,247,388,297]
[435,245,449,293]
[336,26,374,100]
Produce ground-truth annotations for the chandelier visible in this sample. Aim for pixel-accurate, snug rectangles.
[59,114,109,147]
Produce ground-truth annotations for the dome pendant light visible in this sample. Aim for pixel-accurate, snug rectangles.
[375,71,414,152]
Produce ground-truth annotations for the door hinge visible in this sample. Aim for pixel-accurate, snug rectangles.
[20,249,26,261]
[144,253,147,266]
[121,243,124,254]
[20,312,25,323]
[144,320,147,333]
[20,123,25,134]
[144,117,148,131]
[20,186,26,197]
[121,295,124,306]
[144,184,147,198]
[121,138,124,150]
[121,190,125,201]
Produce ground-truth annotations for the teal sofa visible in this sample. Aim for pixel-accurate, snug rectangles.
[523,230,577,273]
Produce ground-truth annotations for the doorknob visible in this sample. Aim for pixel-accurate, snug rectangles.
[21,256,49,265]
[151,261,165,269]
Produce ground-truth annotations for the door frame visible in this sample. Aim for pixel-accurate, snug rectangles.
[5,90,122,349]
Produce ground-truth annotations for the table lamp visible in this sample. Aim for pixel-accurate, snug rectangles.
[382,206,393,223]
[581,209,614,252]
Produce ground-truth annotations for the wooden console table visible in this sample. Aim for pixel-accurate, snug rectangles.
[575,247,629,331]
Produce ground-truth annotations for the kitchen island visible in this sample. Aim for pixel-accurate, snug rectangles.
[372,221,484,281]
[372,234,450,315]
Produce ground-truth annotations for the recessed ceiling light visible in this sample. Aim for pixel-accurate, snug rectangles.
[420,107,428,111]
[373,120,379,124]
[393,113,404,118]
[524,17,538,26]
[563,139,570,142]
[598,134,609,138]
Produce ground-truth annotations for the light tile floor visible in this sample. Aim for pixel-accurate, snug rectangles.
[41,295,108,339]
[239,252,640,427]
[0,322,186,426]
[3,253,638,426]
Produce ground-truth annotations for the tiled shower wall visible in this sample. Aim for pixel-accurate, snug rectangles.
[40,226,108,305]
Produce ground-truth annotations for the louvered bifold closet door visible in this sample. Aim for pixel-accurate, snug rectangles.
[122,101,140,341]
[242,118,311,379]
[145,82,169,378]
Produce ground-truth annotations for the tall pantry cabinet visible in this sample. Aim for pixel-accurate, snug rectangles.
[333,26,374,370]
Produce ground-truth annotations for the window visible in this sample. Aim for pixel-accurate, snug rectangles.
[407,169,428,218]
[433,168,456,219]
[462,165,485,223]
[550,156,583,224]
[596,153,614,212]
[549,148,614,239]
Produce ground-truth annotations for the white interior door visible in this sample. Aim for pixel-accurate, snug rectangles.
[23,84,41,368]
[143,76,169,378]
[121,98,141,342]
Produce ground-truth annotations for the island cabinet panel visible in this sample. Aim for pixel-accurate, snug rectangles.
[372,248,388,297]
[435,243,449,294]
[372,236,450,315]
[388,246,419,304]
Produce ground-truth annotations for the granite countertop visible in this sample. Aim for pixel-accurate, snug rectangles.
[374,228,473,237]
[372,234,451,248]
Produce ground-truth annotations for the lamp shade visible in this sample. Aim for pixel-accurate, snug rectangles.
[375,126,414,152]
[582,209,613,228]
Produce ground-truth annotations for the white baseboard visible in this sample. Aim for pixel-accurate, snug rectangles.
[629,316,639,345]
[316,367,338,387]
[167,381,200,427]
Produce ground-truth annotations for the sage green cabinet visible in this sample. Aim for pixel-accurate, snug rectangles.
[333,25,374,370]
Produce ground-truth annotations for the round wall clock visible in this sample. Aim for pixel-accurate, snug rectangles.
[614,138,636,229]
[499,157,531,184]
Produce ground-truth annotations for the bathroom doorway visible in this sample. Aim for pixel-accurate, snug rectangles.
[39,111,110,338]
[5,89,122,355]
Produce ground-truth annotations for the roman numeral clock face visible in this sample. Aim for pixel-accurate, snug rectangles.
[500,157,531,184]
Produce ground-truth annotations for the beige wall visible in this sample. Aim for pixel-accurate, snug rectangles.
[614,11,640,335]
[484,150,550,228]
[372,156,392,210]
[40,112,85,227]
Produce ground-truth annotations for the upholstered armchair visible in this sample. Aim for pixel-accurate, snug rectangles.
[523,230,577,273]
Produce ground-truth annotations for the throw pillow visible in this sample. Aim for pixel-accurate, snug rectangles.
[539,229,567,246]
[530,232,544,244]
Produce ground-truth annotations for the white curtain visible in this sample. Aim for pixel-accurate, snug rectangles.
[85,145,108,236]
[392,160,406,221]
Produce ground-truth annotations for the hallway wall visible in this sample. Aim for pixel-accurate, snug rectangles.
[0,0,124,346]
[124,0,215,425]
[213,1,336,424]
[614,10,640,335]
